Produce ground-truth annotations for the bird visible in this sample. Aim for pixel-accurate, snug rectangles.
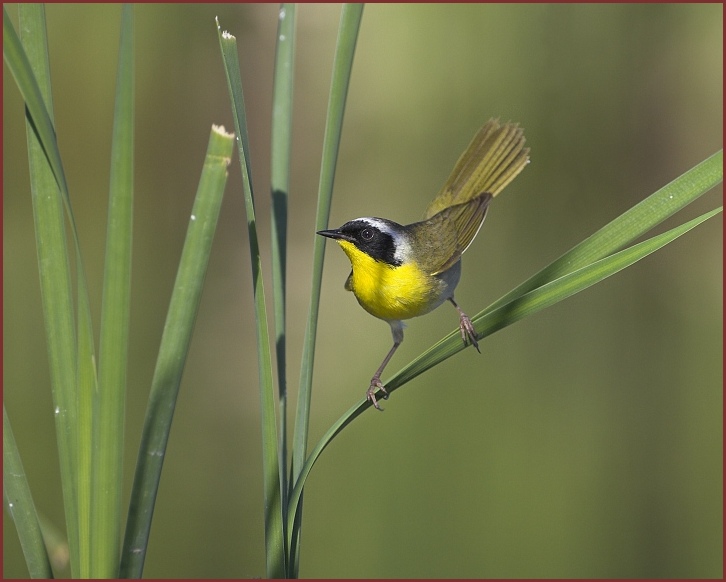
[318,119,529,410]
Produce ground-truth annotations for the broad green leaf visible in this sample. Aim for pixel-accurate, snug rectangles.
[92,5,134,577]
[120,125,234,578]
[10,5,81,574]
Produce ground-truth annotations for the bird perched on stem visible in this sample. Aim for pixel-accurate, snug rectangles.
[319,119,530,410]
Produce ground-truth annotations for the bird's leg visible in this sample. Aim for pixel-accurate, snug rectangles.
[367,322,404,411]
[449,297,480,353]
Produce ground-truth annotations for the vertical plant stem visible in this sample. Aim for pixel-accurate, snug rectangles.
[289,4,363,575]
[12,5,102,575]
[216,19,287,578]
[270,2,296,535]
[12,5,81,575]
[92,4,134,577]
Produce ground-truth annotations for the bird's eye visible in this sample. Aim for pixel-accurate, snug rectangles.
[360,228,374,241]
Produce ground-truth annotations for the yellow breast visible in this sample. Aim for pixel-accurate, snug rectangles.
[337,240,440,321]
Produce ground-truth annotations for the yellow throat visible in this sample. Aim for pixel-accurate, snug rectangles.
[337,239,439,321]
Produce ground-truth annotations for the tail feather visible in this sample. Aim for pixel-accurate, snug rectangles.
[423,119,529,220]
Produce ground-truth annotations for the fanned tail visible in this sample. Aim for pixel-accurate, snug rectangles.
[423,119,529,220]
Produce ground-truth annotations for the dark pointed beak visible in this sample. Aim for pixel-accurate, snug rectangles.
[317,228,355,243]
[318,228,357,244]
[317,228,341,239]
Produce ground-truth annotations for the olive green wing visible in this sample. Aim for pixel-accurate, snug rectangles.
[412,193,492,276]
[423,119,529,220]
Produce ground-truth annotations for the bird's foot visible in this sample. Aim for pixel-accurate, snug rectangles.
[367,378,389,411]
[459,313,481,353]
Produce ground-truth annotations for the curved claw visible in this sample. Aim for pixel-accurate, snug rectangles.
[367,380,388,411]
[449,298,481,354]
[459,313,481,353]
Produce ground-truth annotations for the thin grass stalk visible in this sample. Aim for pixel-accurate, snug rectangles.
[119,125,234,578]
[289,5,363,574]
[285,150,722,538]
[216,19,286,578]
[486,149,724,313]
[270,2,296,531]
[3,406,54,578]
[396,206,723,387]
[287,203,722,535]
[292,1,363,483]
[11,6,103,575]
[91,5,134,577]
[326,150,722,399]
[10,5,81,574]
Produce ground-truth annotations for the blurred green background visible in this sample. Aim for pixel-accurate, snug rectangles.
[3,3,722,578]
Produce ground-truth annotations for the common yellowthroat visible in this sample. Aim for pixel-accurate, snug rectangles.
[318,119,529,410]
